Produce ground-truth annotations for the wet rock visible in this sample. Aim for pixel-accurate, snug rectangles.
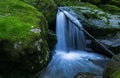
[100,39,120,54]
[91,32,120,54]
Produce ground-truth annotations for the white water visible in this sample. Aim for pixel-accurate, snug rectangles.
[39,9,109,78]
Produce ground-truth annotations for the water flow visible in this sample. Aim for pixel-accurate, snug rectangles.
[55,10,67,50]
[55,10,85,51]
[39,9,109,78]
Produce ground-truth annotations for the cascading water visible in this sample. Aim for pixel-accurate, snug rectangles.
[55,10,67,51]
[56,10,85,51]
[39,9,109,78]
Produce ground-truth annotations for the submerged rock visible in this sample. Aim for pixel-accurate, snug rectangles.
[0,0,50,77]
[74,72,102,78]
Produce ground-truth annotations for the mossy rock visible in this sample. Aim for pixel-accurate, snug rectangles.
[0,0,50,77]
[103,53,120,78]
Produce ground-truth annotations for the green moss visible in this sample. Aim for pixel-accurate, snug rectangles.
[100,4,120,14]
[0,0,42,47]
[54,0,79,5]
[61,2,103,11]
[110,68,120,78]
[109,0,120,7]
[82,0,101,5]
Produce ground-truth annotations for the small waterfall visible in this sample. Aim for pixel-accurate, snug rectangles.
[55,10,67,50]
[55,10,85,51]
[39,9,109,78]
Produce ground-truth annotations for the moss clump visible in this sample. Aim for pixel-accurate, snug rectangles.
[110,68,120,78]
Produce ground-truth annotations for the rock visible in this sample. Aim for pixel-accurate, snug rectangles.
[74,72,102,78]
[100,39,120,54]
[103,53,120,78]
[0,0,50,77]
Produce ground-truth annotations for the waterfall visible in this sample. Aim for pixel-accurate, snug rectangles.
[39,9,109,78]
[55,10,67,50]
[55,10,85,51]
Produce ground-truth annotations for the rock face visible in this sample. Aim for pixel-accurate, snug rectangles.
[0,0,50,77]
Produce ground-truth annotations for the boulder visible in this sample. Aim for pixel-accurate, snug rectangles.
[0,0,50,77]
